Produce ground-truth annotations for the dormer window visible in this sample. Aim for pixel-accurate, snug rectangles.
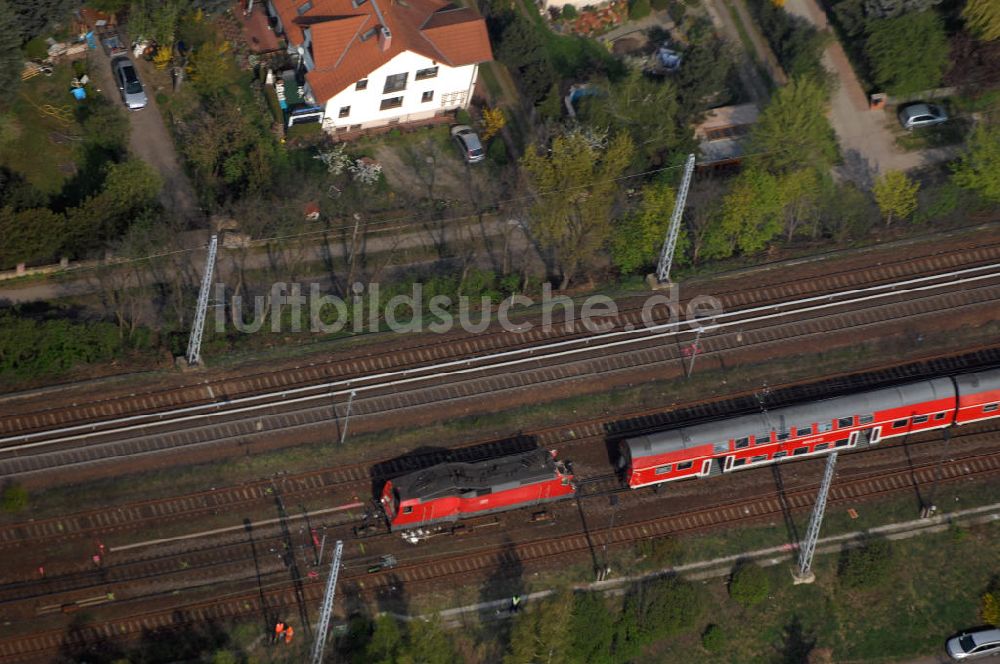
[297,0,313,15]
[352,0,368,7]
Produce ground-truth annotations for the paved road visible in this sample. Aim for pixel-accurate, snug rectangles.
[782,0,956,184]
[89,41,201,220]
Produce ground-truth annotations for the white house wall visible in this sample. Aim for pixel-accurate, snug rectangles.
[320,50,477,132]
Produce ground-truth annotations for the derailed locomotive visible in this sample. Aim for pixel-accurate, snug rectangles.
[380,448,576,534]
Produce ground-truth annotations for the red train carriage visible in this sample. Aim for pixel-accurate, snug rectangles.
[954,369,1000,425]
[380,449,575,531]
[622,376,959,489]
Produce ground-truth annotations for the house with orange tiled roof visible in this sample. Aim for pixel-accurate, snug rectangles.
[265,0,493,134]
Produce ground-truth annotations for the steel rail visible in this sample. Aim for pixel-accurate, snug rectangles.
[2,264,999,454]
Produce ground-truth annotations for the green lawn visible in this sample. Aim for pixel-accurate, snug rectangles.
[2,63,88,195]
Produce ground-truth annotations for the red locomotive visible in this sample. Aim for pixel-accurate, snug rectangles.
[380,449,576,532]
[621,368,1000,489]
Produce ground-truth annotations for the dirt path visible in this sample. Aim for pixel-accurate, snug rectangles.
[89,42,202,223]
[702,0,775,104]
[782,0,957,184]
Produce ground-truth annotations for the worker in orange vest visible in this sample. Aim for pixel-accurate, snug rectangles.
[274,621,285,643]
[284,625,294,644]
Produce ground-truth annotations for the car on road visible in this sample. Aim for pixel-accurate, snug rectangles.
[897,102,948,130]
[451,125,485,164]
[946,627,1000,660]
[112,57,147,111]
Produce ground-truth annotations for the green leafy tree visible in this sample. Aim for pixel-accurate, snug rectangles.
[749,76,839,174]
[189,41,242,99]
[562,4,578,19]
[728,562,770,607]
[0,206,65,268]
[7,0,74,42]
[581,69,685,168]
[865,11,949,96]
[707,166,783,259]
[365,615,403,664]
[962,0,1000,41]
[872,169,919,226]
[401,615,454,664]
[630,0,652,19]
[952,123,1000,203]
[521,131,634,288]
[611,180,679,274]
[568,592,616,664]
[674,38,732,123]
[505,591,573,664]
[494,13,557,104]
[777,168,823,240]
[88,0,129,12]
[616,577,704,659]
[82,99,130,155]
[0,1,23,100]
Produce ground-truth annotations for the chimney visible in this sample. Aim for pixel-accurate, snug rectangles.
[379,26,392,51]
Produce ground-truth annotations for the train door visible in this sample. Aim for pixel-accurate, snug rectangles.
[702,459,723,477]
[854,427,881,448]
[723,456,735,472]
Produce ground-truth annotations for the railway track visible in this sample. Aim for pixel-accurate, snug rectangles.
[2,437,999,662]
[2,347,998,555]
[1,263,999,482]
[4,238,999,438]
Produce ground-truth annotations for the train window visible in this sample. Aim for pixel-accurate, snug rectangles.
[934,413,946,420]
[860,414,874,424]
[750,455,768,463]
[984,403,998,412]
[732,458,746,467]
[677,461,694,470]
[814,443,830,451]
[913,415,929,424]
[403,506,413,514]
[834,438,850,448]
[818,421,833,433]
[774,451,788,459]
[655,464,673,475]
[714,442,730,453]
[794,425,812,436]
[893,419,908,428]
[837,417,853,428]
[754,432,771,444]
[776,432,790,441]
[792,447,808,456]
[735,437,750,449]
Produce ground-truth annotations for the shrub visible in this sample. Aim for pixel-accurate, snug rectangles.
[667,0,686,24]
[456,108,473,125]
[729,562,770,607]
[838,538,895,589]
[630,0,651,19]
[1,483,28,513]
[865,11,949,96]
[562,4,578,19]
[981,592,1000,626]
[702,624,725,652]
[23,37,49,60]
[488,137,508,165]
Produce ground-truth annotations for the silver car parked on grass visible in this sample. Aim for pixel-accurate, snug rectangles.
[897,102,948,130]
[112,57,147,111]
[947,627,1000,660]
